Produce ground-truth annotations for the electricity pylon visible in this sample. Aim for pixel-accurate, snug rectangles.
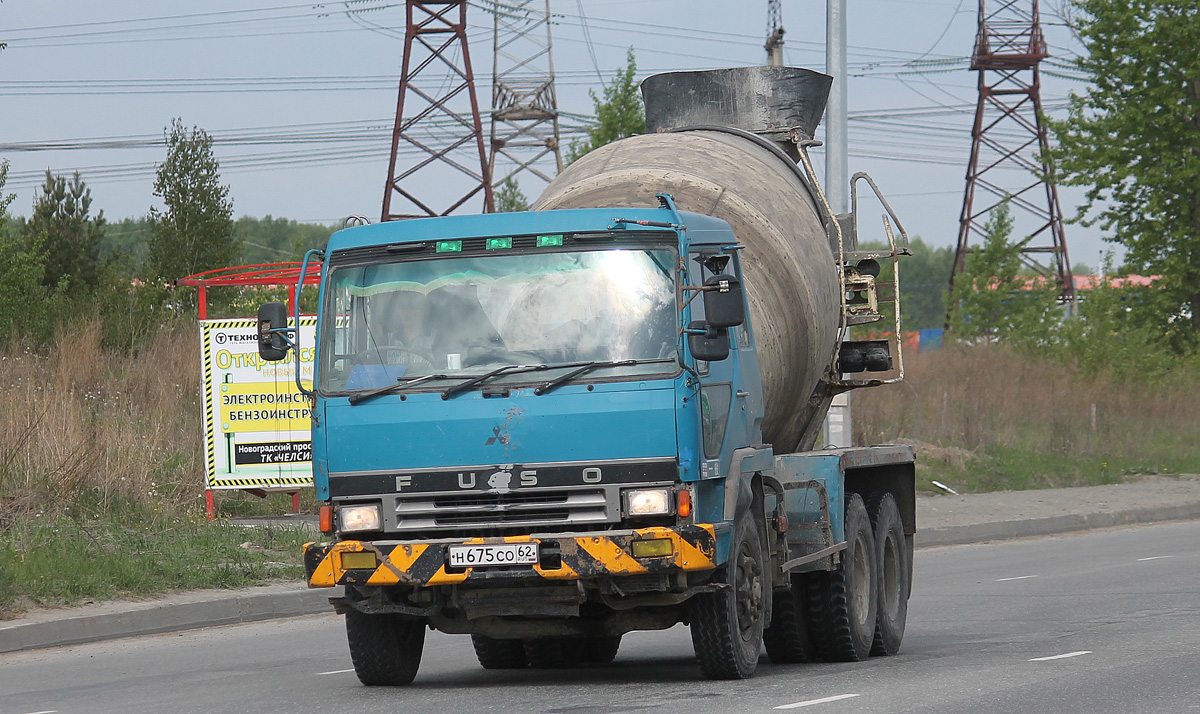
[950,0,1075,304]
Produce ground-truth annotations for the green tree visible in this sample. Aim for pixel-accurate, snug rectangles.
[1049,1,1200,346]
[861,236,955,330]
[0,161,64,341]
[147,119,238,280]
[24,170,105,294]
[494,176,529,213]
[100,217,151,277]
[235,215,334,264]
[567,48,645,163]
[948,202,1060,346]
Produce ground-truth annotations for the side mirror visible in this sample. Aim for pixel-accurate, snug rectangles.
[687,320,730,362]
[702,274,745,328]
[257,302,291,362]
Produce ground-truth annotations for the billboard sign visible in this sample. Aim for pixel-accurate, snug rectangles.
[200,317,316,490]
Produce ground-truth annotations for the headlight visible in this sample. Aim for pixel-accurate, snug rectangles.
[624,488,674,517]
[338,504,382,533]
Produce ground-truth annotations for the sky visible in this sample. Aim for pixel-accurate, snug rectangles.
[0,0,1116,271]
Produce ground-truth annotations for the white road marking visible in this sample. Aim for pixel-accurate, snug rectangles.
[1138,556,1172,561]
[995,575,1038,582]
[1029,651,1092,662]
[316,668,356,675]
[775,694,861,709]
[20,710,58,714]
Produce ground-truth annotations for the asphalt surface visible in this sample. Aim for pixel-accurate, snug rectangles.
[3,520,1197,713]
[1,474,1197,655]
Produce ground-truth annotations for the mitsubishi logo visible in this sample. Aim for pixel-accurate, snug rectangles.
[485,426,510,446]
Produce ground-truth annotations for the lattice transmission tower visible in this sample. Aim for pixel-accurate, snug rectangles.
[950,0,1075,304]
[382,1,493,221]
[487,0,562,199]
[765,0,785,67]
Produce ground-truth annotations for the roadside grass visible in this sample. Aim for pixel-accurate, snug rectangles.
[856,343,1200,493]
[0,318,312,619]
[0,516,310,619]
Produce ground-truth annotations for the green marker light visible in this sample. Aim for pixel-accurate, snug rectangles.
[537,234,564,247]
[486,237,513,250]
[435,240,462,253]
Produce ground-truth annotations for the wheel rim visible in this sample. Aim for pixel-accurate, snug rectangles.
[851,530,871,627]
[881,531,900,619]
[735,542,763,638]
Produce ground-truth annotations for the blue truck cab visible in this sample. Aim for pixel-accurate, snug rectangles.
[259,195,915,684]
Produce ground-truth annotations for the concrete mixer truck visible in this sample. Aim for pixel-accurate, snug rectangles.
[259,66,916,684]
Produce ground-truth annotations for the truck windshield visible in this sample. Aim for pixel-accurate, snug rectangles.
[319,246,679,394]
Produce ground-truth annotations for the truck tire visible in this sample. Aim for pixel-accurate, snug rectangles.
[762,575,815,664]
[581,635,622,664]
[689,514,767,679]
[523,637,583,669]
[804,492,877,662]
[344,610,425,686]
[866,492,909,656]
[471,634,528,669]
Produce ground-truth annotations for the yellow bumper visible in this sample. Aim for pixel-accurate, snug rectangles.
[304,524,718,588]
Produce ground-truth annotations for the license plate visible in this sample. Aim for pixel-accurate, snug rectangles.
[448,542,539,568]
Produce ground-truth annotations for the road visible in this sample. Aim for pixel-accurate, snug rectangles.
[2,521,1197,714]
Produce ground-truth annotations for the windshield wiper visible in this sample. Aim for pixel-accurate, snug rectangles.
[347,373,449,406]
[440,364,551,400]
[532,359,644,396]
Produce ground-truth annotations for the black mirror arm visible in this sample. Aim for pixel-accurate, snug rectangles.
[267,326,299,351]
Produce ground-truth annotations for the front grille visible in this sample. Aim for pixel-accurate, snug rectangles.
[391,486,617,534]
[432,492,569,508]
[434,510,571,526]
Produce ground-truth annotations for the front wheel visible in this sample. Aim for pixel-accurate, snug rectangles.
[690,514,767,679]
[471,634,528,669]
[344,610,425,686]
[581,635,622,664]
[523,637,583,669]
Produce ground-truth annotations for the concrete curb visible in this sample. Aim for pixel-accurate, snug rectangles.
[0,585,334,654]
[916,503,1200,548]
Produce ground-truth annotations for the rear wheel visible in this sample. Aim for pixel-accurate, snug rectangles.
[867,492,909,656]
[523,637,583,669]
[471,634,528,669]
[344,610,425,686]
[690,514,767,679]
[763,574,815,664]
[581,635,622,664]
[805,493,877,662]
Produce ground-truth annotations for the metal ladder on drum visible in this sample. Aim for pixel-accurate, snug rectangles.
[794,140,912,388]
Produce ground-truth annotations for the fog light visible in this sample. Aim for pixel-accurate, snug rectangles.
[631,538,674,558]
[338,504,382,533]
[340,550,379,570]
[624,488,673,517]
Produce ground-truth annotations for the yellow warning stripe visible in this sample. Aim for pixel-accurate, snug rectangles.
[577,536,650,575]
[310,525,719,588]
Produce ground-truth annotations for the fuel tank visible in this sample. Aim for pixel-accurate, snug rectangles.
[533,67,841,452]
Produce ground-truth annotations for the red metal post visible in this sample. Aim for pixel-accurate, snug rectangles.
[382,1,494,220]
[949,0,1075,312]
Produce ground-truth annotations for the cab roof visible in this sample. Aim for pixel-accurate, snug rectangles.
[326,207,737,252]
